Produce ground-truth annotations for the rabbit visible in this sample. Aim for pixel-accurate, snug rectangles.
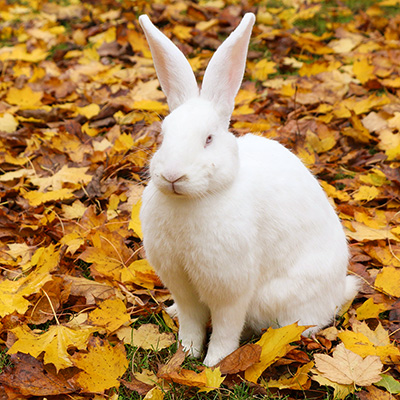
[138,12,359,367]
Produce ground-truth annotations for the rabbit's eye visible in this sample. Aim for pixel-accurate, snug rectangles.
[205,135,213,147]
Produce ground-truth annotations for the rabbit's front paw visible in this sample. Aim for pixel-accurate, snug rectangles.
[203,351,225,367]
[181,338,203,358]
[165,303,178,318]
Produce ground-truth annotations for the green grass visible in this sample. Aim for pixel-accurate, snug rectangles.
[0,348,12,373]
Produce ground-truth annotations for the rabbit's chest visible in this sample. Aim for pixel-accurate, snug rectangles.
[141,186,256,274]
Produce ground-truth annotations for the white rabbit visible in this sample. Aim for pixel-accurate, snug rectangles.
[139,13,359,367]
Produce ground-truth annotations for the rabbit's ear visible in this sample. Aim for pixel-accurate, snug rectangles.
[139,15,199,111]
[201,13,255,121]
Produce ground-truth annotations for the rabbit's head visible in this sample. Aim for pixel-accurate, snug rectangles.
[139,13,255,198]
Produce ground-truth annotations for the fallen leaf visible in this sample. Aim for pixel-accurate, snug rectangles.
[374,266,400,297]
[72,336,128,393]
[356,298,389,320]
[87,298,130,334]
[338,322,400,363]
[0,113,19,133]
[375,374,400,394]
[217,343,261,374]
[314,343,382,386]
[129,199,143,239]
[264,361,314,390]
[245,323,306,383]
[0,353,76,396]
[198,367,225,393]
[8,324,94,371]
[312,371,355,399]
[117,324,175,350]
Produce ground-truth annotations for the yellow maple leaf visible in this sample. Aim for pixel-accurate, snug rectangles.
[87,298,130,334]
[8,325,93,372]
[251,59,277,81]
[352,185,380,202]
[345,222,399,242]
[6,85,43,109]
[353,58,375,84]
[61,200,88,220]
[0,245,59,317]
[144,387,164,400]
[120,259,158,289]
[116,324,175,351]
[30,165,92,192]
[76,103,100,119]
[375,266,400,297]
[198,367,225,393]
[127,30,151,58]
[356,298,389,320]
[245,323,306,383]
[72,336,128,393]
[0,43,48,62]
[172,25,192,41]
[133,100,168,114]
[79,246,123,279]
[23,188,75,206]
[319,181,350,202]
[129,199,143,239]
[339,322,400,363]
[113,132,134,152]
[306,129,336,153]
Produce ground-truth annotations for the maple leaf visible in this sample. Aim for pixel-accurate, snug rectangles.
[0,353,77,397]
[0,245,59,317]
[23,188,75,206]
[87,297,130,334]
[264,361,314,391]
[312,372,355,400]
[72,336,128,393]
[8,324,94,371]
[198,367,225,393]
[374,266,400,297]
[314,343,382,386]
[29,165,92,192]
[356,298,389,320]
[129,199,143,239]
[338,321,400,363]
[244,323,306,383]
[117,323,175,350]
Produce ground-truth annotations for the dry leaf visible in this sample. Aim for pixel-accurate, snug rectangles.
[117,324,175,350]
[245,323,306,383]
[314,343,382,386]
[72,336,128,393]
[0,353,77,396]
[8,324,94,371]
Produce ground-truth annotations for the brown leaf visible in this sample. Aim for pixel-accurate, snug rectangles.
[217,344,261,374]
[120,377,154,396]
[0,353,77,396]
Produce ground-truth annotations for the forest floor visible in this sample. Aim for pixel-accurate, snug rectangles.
[1,0,400,399]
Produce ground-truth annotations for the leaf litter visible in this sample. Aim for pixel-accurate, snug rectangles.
[1,0,400,399]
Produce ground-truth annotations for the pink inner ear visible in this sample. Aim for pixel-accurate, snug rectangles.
[200,13,255,119]
[139,15,199,111]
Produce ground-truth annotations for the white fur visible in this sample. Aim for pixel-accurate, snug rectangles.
[139,13,359,367]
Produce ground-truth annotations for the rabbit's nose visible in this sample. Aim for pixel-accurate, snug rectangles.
[161,173,187,183]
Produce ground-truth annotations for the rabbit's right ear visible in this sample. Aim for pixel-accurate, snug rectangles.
[139,15,199,111]
[201,13,255,122]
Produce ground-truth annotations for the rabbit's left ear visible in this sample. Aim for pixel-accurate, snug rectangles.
[201,13,255,121]
[139,15,199,111]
